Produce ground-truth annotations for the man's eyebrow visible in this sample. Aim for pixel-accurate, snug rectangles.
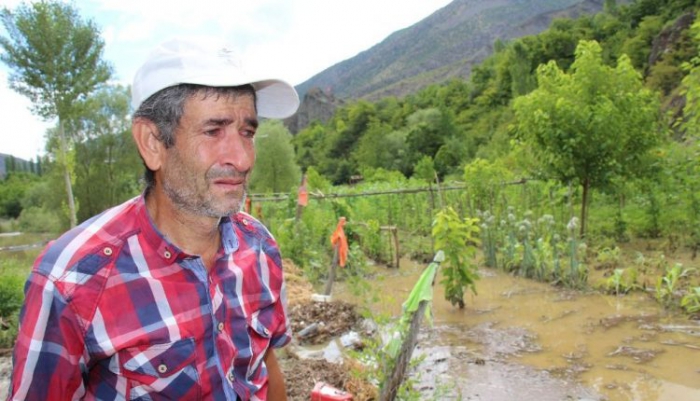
[202,117,259,128]
[203,118,233,127]
[245,117,259,129]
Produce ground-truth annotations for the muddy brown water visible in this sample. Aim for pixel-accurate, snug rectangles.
[334,260,700,401]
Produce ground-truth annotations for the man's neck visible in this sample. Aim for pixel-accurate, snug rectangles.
[145,190,222,270]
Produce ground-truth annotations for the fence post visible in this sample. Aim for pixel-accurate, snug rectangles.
[379,251,443,401]
[324,243,339,296]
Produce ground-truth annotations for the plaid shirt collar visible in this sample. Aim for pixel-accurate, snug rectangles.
[134,194,241,264]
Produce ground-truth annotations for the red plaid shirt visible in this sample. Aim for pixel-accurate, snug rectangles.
[9,195,290,400]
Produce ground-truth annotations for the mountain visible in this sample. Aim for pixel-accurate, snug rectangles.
[287,0,611,132]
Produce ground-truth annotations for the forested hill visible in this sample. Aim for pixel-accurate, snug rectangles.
[295,0,609,102]
[290,0,699,187]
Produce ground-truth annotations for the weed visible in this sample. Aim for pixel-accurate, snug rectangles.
[681,287,700,314]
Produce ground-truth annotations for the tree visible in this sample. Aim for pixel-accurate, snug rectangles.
[405,108,456,174]
[71,85,141,220]
[249,120,301,193]
[0,172,38,218]
[680,19,700,139]
[0,0,112,227]
[514,40,662,237]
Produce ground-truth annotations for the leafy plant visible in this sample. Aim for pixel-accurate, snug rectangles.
[603,268,640,295]
[432,207,481,308]
[655,263,695,306]
[681,287,700,314]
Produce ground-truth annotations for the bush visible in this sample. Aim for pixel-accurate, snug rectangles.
[18,206,62,233]
[0,258,28,318]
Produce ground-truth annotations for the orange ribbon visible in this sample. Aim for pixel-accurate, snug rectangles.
[297,174,308,207]
[330,217,348,267]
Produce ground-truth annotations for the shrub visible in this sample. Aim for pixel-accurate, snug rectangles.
[18,206,62,233]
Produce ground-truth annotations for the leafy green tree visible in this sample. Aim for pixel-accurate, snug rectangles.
[0,172,38,218]
[681,19,700,139]
[432,207,480,308]
[514,40,662,237]
[405,108,456,175]
[621,16,663,70]
[0,0,112,227]
[250,120,301,193]
[71,85,141,220]
[354,120,409,174]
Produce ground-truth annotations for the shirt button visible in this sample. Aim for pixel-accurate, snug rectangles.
[217,322,225,332]
[263,327,270,336]
[164,250,171,258]
[227,370,235,382]
[157,364,168,374]
[241,218,249,226]
[103,247,113,256]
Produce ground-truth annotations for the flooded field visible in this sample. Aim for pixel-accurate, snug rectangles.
[336,260,700,401]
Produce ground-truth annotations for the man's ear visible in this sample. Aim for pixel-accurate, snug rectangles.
[132,118,165,172]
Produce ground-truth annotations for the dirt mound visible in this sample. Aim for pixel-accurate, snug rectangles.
[283,259,315,306]
[281,259,375,399]
[281,356,377,401]
[289,300,362,345]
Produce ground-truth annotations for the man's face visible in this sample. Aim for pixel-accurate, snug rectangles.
[159,92,258,218]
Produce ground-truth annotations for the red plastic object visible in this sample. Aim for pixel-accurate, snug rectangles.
[310,382,353,401]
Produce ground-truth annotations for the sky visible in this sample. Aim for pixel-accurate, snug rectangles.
[0,0,453,161]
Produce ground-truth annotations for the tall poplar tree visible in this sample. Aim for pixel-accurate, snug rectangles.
[0,0,112,227]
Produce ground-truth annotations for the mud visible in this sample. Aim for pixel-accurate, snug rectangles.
[334,259,700,401]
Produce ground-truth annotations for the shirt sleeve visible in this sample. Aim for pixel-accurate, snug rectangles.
[264,245,292,350]
[8,271,86,400]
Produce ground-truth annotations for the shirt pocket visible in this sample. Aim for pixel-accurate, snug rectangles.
[115,338,201,400]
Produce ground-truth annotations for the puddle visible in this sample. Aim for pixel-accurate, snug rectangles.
[336,260,700,401]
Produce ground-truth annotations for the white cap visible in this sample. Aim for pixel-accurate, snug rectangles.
[131,38,300,119]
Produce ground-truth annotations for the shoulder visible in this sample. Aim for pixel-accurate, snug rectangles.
[34,196,142,280]
[232,211,276,242]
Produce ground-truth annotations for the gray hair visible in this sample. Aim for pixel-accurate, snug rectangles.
[133,84,257,193]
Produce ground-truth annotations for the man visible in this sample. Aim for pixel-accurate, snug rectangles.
[8,38,299,400]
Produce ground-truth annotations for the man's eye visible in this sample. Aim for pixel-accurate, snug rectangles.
[205,128,220,136]
[242,129,256,138]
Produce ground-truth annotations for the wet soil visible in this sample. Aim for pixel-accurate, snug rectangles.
[333,254,700,401]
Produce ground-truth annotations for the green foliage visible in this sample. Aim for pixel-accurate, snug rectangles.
[0,0,112,120]
[0,172,39,218]
[72,85,142,220]
[18,206,62,233]
[621,16,663,70]
[681,287,700,313]
[655,263,695,306]
[514,40,662,236]
[681,19,700,139]
[432,207,480,308]
[0,274,25,318]
[0,258,27,348]
[413,156,436,184]
[1,0,112,228]
[250,120,301,193]
[602,268,641,295]
[463,158,513,211]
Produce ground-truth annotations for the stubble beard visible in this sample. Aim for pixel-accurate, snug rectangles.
[162,150,248,218]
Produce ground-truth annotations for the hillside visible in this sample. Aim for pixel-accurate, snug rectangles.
[294,0,609,102]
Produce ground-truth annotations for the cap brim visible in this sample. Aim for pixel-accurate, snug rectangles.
[253,79,300,119]
[172,75,299,119]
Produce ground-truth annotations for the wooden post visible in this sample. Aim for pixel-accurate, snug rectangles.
[379,299,428,401]
[295,203,304,222]
[379,251,443,401]
[391,226,400,269]
[324,243,340,296]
